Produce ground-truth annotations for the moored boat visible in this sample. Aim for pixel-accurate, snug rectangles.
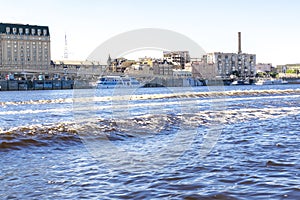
[255,78,288,85]
[231,80,250,85]
[96,76,141,89]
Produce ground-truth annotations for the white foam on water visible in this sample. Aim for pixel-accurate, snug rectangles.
[1,88,300,106]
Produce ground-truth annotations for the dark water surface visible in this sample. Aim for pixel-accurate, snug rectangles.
[1,85,300,199]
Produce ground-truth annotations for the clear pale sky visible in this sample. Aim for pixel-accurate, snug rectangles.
[1,0,300,66]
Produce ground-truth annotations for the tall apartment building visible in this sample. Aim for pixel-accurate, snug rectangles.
[0,23,50,72]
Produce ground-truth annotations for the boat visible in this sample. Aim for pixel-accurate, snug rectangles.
[254,78,288,85]
[96,76,142,89]
[230,80,250,85]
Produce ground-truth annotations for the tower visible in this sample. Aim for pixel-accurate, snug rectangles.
[107,54,112,66]
[64,33,68,59]
[238,32,242,54]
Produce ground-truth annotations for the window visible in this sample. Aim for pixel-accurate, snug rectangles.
[19,28,23,34]
[43,29,47,36]
[6,27,10,34]
[37,29,41,36]
[25,28,29,35]
[13,27,17,34]
[31,29,36,35]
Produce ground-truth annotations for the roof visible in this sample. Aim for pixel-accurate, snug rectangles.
[0,22,50,36]
[53,60,104,66]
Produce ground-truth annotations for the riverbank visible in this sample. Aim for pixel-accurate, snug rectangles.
[1,77,300,91]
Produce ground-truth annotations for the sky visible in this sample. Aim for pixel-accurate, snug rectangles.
[1,0,300,66]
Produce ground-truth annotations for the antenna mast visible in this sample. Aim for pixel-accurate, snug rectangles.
[64,33,68,59]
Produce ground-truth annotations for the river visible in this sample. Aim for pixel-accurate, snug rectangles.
[1,84,300,199]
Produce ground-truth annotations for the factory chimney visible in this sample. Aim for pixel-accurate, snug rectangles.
[238,32,242,54]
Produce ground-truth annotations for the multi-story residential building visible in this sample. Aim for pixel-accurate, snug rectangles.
[163,51,190,68]
[0,23,50,73]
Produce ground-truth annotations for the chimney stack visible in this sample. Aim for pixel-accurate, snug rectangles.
[238,32,242,54]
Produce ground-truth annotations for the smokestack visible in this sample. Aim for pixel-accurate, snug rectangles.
[238,32,242,54]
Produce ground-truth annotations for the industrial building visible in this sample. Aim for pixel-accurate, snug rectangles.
[192,32,256,80]
[205,51,256,78]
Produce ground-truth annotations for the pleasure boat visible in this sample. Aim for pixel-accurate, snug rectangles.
[96,76,141,89]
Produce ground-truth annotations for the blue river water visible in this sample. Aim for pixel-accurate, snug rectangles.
[0,84,300,199]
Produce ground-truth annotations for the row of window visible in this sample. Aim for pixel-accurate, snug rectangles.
[5,57,49,62]
[6,40,49,46]
[6,45,49,50]
[4,35,49,41]
[6,53,49,58]
[5,27,48,36]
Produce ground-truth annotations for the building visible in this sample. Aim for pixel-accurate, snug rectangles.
[153,60,174,76]
[276,63,300,78]
[192,32,256,80]
[191,60,218,79]
[191,52,256,80]
[256,63,273,73]
[106,56,129,72]
[206,52,256,78]
[138,57,154,67]
[52,60,105,80]
[163,51,190,68]
[0,23,51,76]
[277,63,300,74]
[172,69,192,77]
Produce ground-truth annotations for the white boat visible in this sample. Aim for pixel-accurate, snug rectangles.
[96,76,142,89]
[255,78,288,85]
[231,80,250,85]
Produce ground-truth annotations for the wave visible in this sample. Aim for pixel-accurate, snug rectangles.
[1,88,300,106]
[1,103,299,151]
[0,98,73,107]
[0,123,80,151]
